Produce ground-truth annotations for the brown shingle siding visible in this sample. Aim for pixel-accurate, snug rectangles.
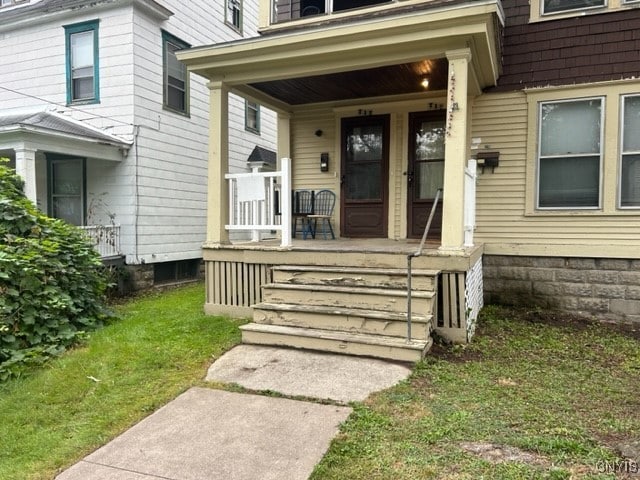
[492,2,640,92]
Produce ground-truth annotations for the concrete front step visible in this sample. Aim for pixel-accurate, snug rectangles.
[262,283,435,313]
[272,265,438,291]
[253,302,432,341]
[240,323,432,363]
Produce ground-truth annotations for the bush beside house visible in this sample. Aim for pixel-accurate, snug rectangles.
[0,161,109,379]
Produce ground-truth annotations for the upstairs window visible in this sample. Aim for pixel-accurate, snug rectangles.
[620,95,640,208]
[0,0,29,8]
[64,20,99,104]
[542,0,604,14]
[537,98,603,209]
[162,31,190,115]
[226,0,242,31]
[245,101,260,134]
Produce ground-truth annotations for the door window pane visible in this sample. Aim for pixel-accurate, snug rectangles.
[346,163,381,200]
[51,159,84,226]
[347,126,383,161]
[415,121,445,160]
[538,98,602,208]
[415,161,444,200]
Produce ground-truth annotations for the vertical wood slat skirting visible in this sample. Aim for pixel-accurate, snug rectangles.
[206,260,272,308]
[439,272,467,330]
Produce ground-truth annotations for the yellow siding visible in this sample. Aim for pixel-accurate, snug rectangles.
[472,87,640,259]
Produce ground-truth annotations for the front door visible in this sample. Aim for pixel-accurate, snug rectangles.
[340,115,389,237]
[407,111,445,238]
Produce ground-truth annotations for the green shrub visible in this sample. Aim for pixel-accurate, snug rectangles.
[0,160,109,380]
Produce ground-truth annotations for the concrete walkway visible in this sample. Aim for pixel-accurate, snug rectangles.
[57,346,412,480]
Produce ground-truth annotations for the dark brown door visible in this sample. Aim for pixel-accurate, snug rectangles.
[408,111,445,239]
[340,115,390,238]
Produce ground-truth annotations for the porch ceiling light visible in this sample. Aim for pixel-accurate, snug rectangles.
[421,78,429,89]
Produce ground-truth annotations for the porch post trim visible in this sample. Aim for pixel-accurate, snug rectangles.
[440,48,472,253]
[207,80,230,245]
[14,147,38,203]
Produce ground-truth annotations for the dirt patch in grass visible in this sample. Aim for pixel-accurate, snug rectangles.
[428,342,484,363]
[459,442,549,467]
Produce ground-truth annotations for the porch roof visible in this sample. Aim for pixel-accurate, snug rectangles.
[178,0,503,108]
[0,111,131,161]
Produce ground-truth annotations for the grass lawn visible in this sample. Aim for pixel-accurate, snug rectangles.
[0,283,242,480]
[2,286,639,480]
[312,306,640,480]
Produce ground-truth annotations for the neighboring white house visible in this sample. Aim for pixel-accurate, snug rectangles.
[0,0,276,287]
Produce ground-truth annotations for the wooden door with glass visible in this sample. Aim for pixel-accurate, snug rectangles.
[407,111,445,239]
[340,115,390,238]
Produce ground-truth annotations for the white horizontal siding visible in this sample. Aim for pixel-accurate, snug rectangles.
[0,0,276,265]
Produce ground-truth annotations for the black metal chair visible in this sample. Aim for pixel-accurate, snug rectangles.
[292,190,314,239]
[307,189,335,239]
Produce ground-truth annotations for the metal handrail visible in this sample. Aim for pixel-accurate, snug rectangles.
[406,188,442,343]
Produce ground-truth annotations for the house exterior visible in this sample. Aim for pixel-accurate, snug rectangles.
[0,0,276,288]
[175,0,639,361]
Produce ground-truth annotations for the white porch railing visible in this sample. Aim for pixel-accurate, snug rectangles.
[80,225,121,258]
[464,159,477,247]
[225,158,291,247]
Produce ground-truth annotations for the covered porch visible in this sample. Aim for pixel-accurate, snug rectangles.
[178,0,503,359]
[0,111,130,260]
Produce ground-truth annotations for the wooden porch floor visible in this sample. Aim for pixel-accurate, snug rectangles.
[219,237,445,255]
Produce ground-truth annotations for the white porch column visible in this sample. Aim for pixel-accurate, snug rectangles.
[277,112,291,162]
[14,147,38,203]
[207,80,230,244]
[440,49,472,252]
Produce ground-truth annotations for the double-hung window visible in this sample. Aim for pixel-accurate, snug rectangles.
[245,101,260,134]
[226,0,242,31]
[620,95,640,208]
[162,31,190,115]
[537,98,603,209]
[64,20,99,104]
[542,0,604,14]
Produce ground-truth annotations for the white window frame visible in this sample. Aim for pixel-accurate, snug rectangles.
[536,97,604,210]
[541,0,606,15]
[226,0,242,31]
[619,94,640,209]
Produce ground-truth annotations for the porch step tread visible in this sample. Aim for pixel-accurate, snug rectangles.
[274,265,440,276]
[262,283,436,298]
[240,323,429,351]
[254,302,432,323]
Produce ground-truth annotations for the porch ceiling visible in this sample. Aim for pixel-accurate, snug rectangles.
[249,59,449,105]
[178,1,503,108]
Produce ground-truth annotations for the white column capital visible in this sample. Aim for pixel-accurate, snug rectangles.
[14,147,38,203]
[445,48,472,63]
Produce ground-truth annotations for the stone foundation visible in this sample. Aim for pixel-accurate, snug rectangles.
[483,255,640,323]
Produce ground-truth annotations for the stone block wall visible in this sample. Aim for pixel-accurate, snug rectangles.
[483,255,640,323]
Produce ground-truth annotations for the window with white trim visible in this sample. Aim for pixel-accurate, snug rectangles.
[226,0,242,31]
[537,98,603,209]
[620,95,640,208]
[542,0,605,14]
[162,31,190,115]
[245,101,260,134]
